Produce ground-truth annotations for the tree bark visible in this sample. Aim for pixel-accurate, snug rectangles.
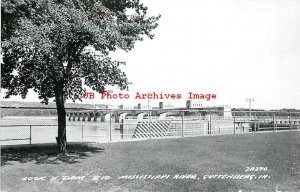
[55,81,67,154]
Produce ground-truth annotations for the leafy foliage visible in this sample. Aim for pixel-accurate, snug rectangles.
[1,0,160,103]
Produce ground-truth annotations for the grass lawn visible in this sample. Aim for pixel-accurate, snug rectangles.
[1,131,300,192]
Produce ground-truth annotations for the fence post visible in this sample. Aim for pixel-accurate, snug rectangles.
[120,119,124,139]
[209,111,212,135]
[254,112,256,133]
[174,121,177,136]
[81,125,84,141]
[109,110,112,142]
[273,112,275,132]
[181,111,184,138]
[276,113,278,131]
[29,125,32,145]
[150,109,152,139]
[233,110,236,134]
[289,112,291,131]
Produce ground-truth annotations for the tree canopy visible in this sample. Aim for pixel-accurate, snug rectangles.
[1,0,160,103]
[1,0,160,153]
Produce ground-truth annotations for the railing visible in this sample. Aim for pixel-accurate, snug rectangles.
[0,125,33,144]
[1,110,300,145]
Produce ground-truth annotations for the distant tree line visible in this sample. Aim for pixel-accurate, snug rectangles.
[232,108,300,117]
[1,108,57,117]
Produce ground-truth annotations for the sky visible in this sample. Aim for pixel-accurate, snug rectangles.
[2,0,300,110]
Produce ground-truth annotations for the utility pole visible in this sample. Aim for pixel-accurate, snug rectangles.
[147,92,152,139]
[246,98,254,120]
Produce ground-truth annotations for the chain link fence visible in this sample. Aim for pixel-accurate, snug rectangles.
[1,107,300,145]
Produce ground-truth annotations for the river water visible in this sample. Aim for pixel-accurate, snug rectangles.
[0,116,127,145]
[0,116,252,145]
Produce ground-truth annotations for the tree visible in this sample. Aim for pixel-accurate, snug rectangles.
[1,0,160,154]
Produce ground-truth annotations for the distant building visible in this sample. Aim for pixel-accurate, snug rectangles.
[184,100,232,117]
[105,104,119,109]
[137,103,152,110]
[223,105,232,117]
[186,100,203,108]
[159,102,174,109]
[200,105,232,117]
[118,104,135,110]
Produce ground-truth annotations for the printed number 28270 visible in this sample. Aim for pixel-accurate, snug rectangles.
[245,167,268,172]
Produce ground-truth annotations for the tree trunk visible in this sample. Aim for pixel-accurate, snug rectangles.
[55,81,67,154]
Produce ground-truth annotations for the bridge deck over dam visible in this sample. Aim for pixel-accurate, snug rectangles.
[66,109,300,128]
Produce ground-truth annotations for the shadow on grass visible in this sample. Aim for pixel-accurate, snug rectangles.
[1,143,105,166]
